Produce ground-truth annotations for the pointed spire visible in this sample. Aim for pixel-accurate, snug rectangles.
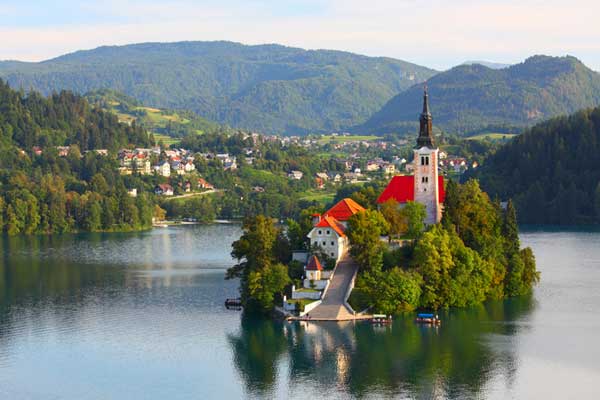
[422,84,431,116]
[417,83,435,148]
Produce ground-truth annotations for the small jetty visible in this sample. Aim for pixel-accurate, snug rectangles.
[225,298,242,309]
[415,313,441,325]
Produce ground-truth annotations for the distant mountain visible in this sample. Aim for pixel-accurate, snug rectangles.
[462,60,511,70]
[0,41,436,135]
[357,55,600,136]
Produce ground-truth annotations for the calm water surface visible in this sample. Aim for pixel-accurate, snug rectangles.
[0,225,599,399]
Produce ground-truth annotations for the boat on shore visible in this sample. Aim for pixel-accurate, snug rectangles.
[225,298,242,309]
[415,313,441,325]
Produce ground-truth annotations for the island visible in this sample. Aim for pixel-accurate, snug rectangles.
[227,89,540,318]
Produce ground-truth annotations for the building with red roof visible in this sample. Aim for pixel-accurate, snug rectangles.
[377,175,445,204]
[305,255,324,281]
[306,198,366,262]
[377,88,445,224]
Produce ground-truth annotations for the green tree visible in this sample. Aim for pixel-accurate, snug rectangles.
[401,201,426,239]
[227,215,287,312]
[502,199,520,257]
[347,209,389,270]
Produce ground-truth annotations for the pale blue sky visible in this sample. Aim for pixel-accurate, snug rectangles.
[1,0,599,71]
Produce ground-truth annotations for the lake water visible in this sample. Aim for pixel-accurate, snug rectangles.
[1,225,599,399]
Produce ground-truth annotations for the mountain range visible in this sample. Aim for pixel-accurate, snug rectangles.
[0,41,435,135]
[2,43,600,136]
[358,56,600,135]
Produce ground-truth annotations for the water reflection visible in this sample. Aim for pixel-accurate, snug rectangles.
[230,296,534,399]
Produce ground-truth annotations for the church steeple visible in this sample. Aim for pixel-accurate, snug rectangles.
[416,85,435,148]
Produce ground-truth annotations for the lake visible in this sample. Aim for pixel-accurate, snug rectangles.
[1,225,599,399]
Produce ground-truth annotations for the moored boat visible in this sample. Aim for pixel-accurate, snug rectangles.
[370,314,392,324]
[415,313,441,325]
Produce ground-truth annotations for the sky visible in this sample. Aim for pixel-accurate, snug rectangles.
[1,0,599,71]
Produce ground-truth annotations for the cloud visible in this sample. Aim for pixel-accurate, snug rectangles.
[1,0,599,70]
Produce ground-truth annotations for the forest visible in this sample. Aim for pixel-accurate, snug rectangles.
[0,79,154,234]
[473,106,600,224]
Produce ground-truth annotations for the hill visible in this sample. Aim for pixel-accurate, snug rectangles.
[471,106,600,224]
[84,89,227,146]
[357,56,600,136]
[0,41,436,135]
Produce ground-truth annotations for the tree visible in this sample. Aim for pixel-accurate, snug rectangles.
[353,268,423,314]
[347,209,390,270]
[401,201,426,239]
[502,199,520,257]
[247,263,291,312]
[153,204,167,221]
[380,199,406,240]
[227,215,287,312]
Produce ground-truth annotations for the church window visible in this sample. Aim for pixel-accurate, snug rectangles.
[318,230,322,235]
[326,230,330,235]
[313,241,318,247]
[323,241,327,246]
[331,241,334,246]
[331,253,334,257]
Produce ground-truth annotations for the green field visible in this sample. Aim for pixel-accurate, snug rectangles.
[153,133,180,146]
[466,133,518,141]
[299,189,335,205]
[318,135,381,144]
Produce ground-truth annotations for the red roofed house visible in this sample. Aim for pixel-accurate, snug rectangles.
[307,198,366,262]
[377,87,444,224]
[305,255,323,281]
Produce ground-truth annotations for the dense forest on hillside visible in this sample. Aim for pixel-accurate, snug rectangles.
[358,56,600,136]
[0,41,436,135]
[472,106,600,224]
[0,81,152,151]
[0,79,155,234]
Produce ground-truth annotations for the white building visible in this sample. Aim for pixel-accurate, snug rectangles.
[306,198,365,262]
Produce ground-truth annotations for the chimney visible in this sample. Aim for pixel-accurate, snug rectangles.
[312,213,322,226]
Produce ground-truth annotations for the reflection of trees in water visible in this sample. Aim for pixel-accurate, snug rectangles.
[230,295,535,399]
[227,315,289,397]
[0,234,128,353]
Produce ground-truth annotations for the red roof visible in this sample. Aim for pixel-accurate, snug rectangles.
[323,198,366,221]
[306,255,323,271]
[315,215,346,237]
[377,175,445,204]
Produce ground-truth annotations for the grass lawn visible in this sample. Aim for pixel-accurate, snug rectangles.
[153,133,180,146]
[318,135,381,145]
[466,133,518,141]
[299,189,335,205]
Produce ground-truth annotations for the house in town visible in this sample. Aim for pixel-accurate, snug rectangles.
[154,184,174,196]
[197,178,214,190]
[288,170,304,180]
[154,161,171,177]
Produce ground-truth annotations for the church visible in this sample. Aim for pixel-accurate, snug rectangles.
[377,88,445,224]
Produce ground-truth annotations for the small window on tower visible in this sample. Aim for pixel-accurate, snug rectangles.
[421,156,425,166]
[425,156,430,166]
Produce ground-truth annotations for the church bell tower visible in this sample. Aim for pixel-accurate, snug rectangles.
[413,87,442,224]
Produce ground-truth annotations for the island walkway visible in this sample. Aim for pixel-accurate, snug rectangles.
[289,252,371,322]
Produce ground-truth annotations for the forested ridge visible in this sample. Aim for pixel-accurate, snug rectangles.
[0,41,436,135]
[358,55,600,136]
[0,79,155,234]
[473,106,600,224]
